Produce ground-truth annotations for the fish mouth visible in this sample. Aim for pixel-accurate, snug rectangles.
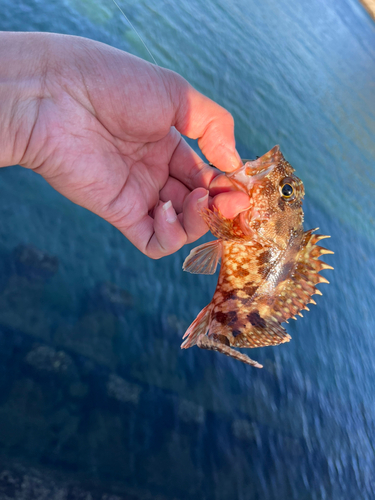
[208,145,282,194]
[226,164,274,192]
[225,145,282,193]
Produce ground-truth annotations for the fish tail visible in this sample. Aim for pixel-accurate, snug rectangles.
[181,304,213,349]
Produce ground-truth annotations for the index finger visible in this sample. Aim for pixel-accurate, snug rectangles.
[168,134,250,219]
[168,132,219,191]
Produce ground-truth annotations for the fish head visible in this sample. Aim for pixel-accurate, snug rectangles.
[226,146,305,247]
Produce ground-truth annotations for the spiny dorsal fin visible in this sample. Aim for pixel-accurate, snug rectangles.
[256,229,333,323]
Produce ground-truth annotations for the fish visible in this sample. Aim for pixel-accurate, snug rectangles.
[181,146,333,368]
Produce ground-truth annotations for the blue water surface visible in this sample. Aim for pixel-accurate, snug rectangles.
[0,0,374,499]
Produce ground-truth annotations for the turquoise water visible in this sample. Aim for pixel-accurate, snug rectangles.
[0,0,374,499]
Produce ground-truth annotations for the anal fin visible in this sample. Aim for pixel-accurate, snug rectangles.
[197,335,263,368]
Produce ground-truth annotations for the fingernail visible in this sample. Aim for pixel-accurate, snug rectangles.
[197,190,209,205]
[162,200,177,223]
[230,151,242,169]
[233,200,251,217]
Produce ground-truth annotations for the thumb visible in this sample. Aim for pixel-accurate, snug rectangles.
[171,76,242,172]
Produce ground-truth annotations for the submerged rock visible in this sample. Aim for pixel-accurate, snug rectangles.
[232,419,258,441]
[107,374,142,404]
[0,462,156,499]
[0,279,53,341]
[12,244,59,282]
[53,312,120,369]
[0,245,60,340]
[87,281,134,314]
[25,345,76,376]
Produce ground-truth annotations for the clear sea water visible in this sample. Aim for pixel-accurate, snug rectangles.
[0,0,374,499]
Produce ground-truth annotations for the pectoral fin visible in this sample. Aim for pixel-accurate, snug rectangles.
[183,240,222,275]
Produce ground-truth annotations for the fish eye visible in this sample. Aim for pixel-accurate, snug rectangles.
[279,179,295,200]
[282,184,293,197]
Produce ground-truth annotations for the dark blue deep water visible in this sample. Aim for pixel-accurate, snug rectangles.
[0,0,374,499]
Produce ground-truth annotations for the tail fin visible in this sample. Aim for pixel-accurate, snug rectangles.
[181,304,212,349]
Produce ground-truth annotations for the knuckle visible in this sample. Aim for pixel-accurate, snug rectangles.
[219,108,234,127]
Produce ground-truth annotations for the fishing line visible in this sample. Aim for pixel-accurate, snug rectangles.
[111,0,158,66]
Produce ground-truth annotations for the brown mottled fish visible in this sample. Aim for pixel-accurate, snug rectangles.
[181,146,333,368]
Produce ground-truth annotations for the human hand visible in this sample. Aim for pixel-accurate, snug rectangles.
[0,32,249,258]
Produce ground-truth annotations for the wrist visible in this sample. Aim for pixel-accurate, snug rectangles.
[0,32,49,168]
